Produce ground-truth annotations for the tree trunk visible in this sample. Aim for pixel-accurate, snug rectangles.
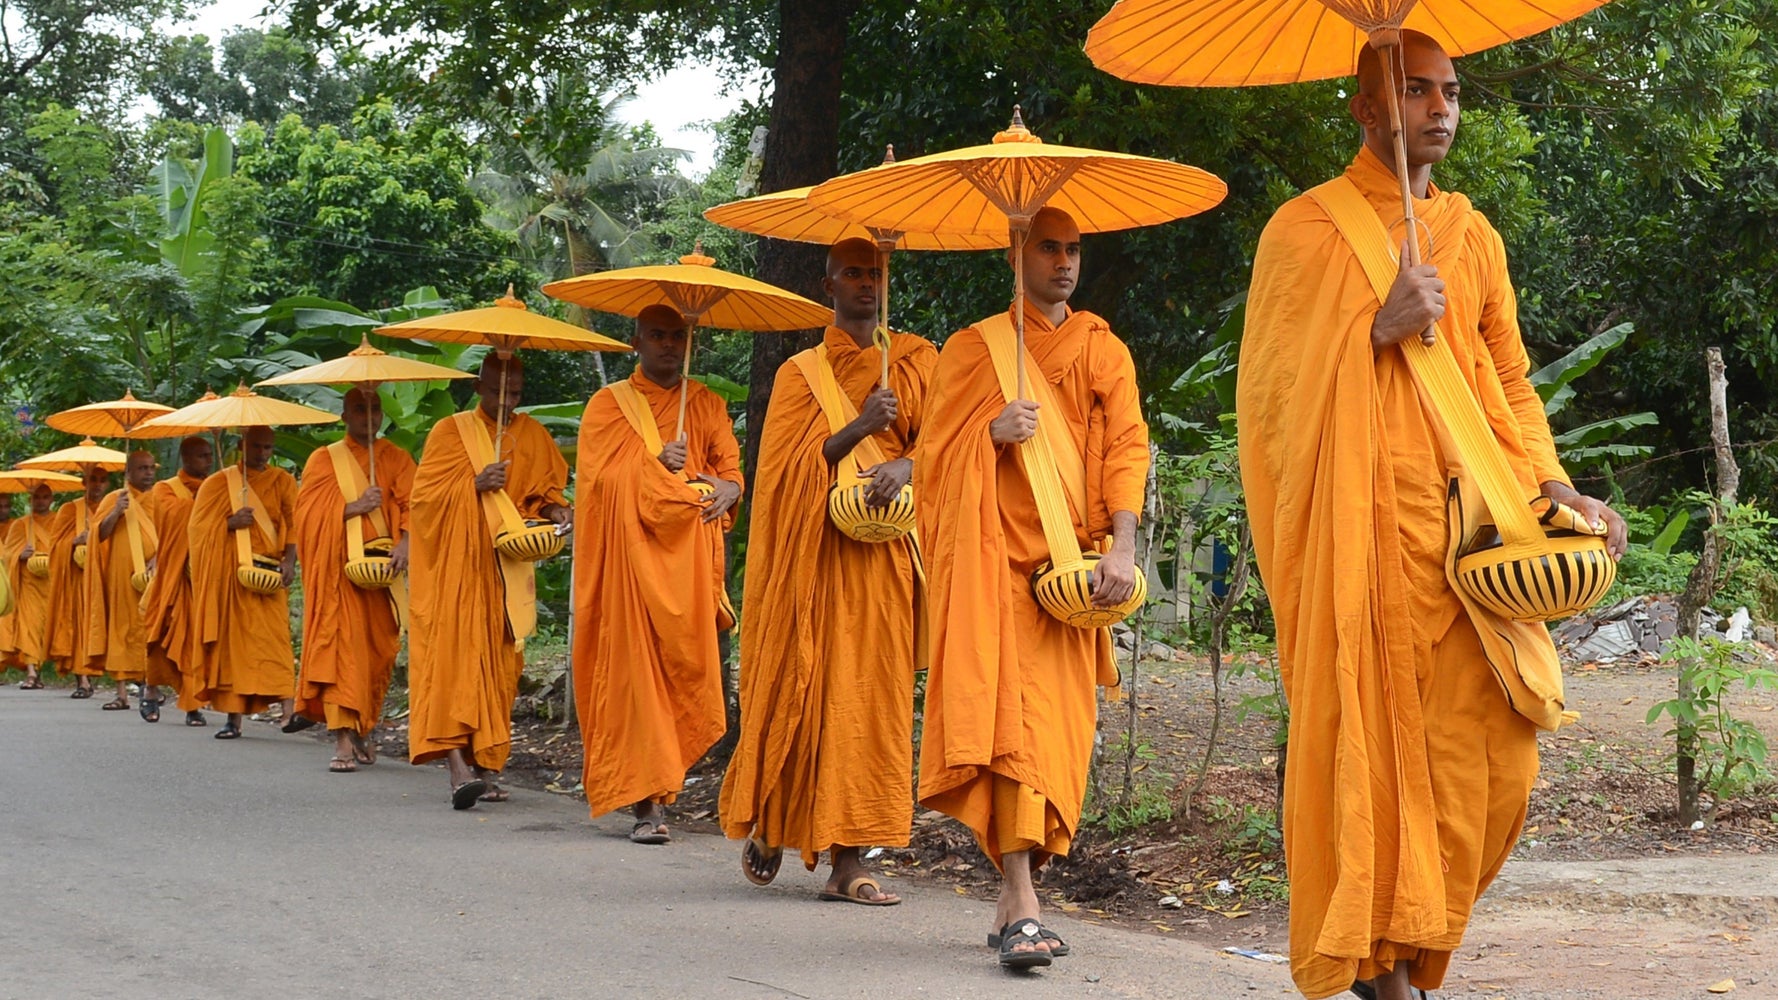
[708,0,855,769]
[1674,346,1737,826]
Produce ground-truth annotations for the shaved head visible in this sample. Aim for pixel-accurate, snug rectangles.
[635,304,689,337]
[31,483,52,513]
[1016,207,1082,315]
[1351,29,1459,177]
[242,425,276,470]
[826,238,877,277]
[83,464,111,501]
[824,238,881,332]
[343,385,384,445]
[1356,29,1444,97]
[632,305,690,388]
[476,353,525,422]
[126,449,157,491]
[179,435,214,479]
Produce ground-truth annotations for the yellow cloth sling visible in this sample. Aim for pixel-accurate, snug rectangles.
[978,314,1091,571]
[123,487,152,580]
[223,465,277,578]
[453,411,537,649]
[166,478,193,503]
[608,380,739,629]
[1307,175,1582,731]
[326,440,408,631]
[788,344,929,666]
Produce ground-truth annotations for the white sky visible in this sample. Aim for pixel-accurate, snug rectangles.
[169,0,746,175]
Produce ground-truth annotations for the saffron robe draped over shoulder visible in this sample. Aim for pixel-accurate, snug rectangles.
[142,472,206,709]
[187,465,298,715]
[719,328,935,867]
[407,409,567,771]
[294,437,416,736]
[915,304,1149,867]
[45,498,100,677]
[573,372,743,818]
[84,484,159,683]
[0,513,54,668]
[1236,148,1563,999]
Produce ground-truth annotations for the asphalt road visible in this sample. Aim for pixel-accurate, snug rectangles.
[0,687,1295,1000]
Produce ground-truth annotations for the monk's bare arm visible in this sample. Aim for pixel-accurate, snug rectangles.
[822,386,899,466]
[1091,510,1141,606]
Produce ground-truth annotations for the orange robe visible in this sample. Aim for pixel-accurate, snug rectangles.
[1237,148,1564,998]
[0,517,15,653]
[84,484,159,683]
[45,497,101,677]
[720,329,933,866]
[0,513,57,668]
[573,372,743,818]
[188,465,298,715]
[294,438,416,736]
[408,410,567,771]
[142,472,207,710]
[915,305,1149,867]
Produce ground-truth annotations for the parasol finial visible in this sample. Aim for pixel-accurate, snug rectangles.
[679,240,717,267]
[348,334,386,357]
[995,105,1041,145]
[882,144,896,165]
[121,389,137,401]
[232,383,253,398]
[496,284,528,310]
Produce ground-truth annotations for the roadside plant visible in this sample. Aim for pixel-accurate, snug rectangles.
[1647,635,1778,803]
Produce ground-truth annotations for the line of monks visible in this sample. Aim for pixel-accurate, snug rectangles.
[0,209,1139,972]
[0,36,1627,991]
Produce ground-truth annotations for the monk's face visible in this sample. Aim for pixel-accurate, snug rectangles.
[242,427,276,470]
[30,484,52,514]
[343,389,384,444]
[823,240,881,325]
[83,465,111,502]
[632,306,690,387]
[476,359,524,421]
[1018,210,1082,310]
[1353,35,1460,168]
[126,451,157,491]
[180,438,214,479]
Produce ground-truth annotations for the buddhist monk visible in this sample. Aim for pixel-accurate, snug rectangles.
[47,465,112,699]
[187,427,299,740]
[916,206,1147,967]
[574,304,743,843]
[3,485,57,688]
[142,436,215,725]
[408,355,570,808]
[0,501,14,661]
[293,388,416,772]
[87,450,161,716]
[1236,32,1627,1000]
[719,239,932,901]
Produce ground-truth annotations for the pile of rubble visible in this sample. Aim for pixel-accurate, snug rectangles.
[1553,595,1775,663]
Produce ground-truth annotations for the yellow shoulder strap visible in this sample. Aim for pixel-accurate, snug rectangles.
[167,477,193,502]
[978,314,1088,571]
[123,490,149,577]
[1306,177,1546,548]
[609,381,664,457]
[327,441,393,553]
[788,346,891,480]
[452,411,536,647]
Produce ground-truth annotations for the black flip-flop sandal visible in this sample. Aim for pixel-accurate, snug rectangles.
[139,698,161,723]
[101,697,130,711]
[997,919,1053,970]
[280,714,316,734]
[741,838,783,885]
[451,779,488,811]
[988,926,1070,957]
[630,821,670,845]
[213,724,241,740]
[70,686,94,699]
[185,711,208,727]
[19,676,43,690]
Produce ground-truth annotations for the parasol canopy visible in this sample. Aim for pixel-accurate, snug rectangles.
[374,287,631,356]
[257,335,477,389]
[705,149,1005,387]
[139,384,340,431]
[544,247,830,437]
[542,247,831,333]
[17,439,129,472]
[44,390,188,440]
[805,109,1227,240]
[1084,0,1609,88]
[0,470,83,493]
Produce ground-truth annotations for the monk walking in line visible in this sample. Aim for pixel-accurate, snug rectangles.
[1237,32,1625,1000]
[916,207,1148,967]
[142,436,215,726]
[719,239,932,902]
[3,485,57,688]
[407,356,570,808]
[574,305,743,844]
[293,388,416,772]
[87,450,160,717]
[48,465,112,700]
[187,427,298,740]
